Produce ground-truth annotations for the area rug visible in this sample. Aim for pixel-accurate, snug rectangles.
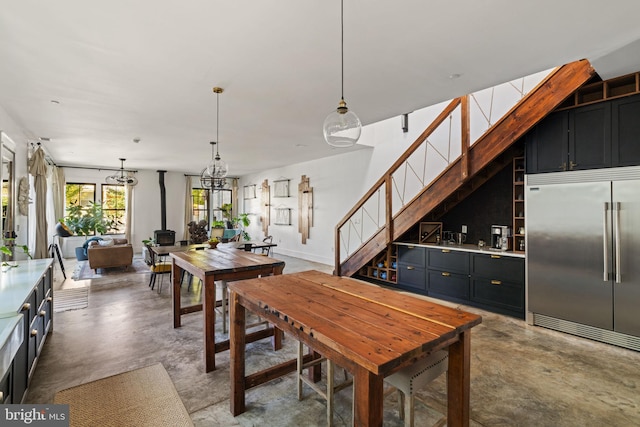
[54,363,193,427]
[53,287,89,312]
[72,258,150,281]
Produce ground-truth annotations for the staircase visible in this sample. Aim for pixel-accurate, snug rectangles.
[335,60,595,277]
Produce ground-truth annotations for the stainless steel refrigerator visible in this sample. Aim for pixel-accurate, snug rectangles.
[526,167,640,349]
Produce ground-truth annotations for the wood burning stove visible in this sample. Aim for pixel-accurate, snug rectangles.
[154,230,175,246]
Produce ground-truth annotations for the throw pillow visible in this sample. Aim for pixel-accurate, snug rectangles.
[98,239,114,247]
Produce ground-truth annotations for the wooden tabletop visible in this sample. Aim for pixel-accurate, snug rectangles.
[170,245,284,276]
[170,245,285,372]
[149,243,207,256]
[228,270,482,425]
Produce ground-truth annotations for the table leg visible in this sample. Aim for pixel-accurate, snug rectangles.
[204,275,217,372]
[230,290,246,416]
[172,262,182,328]
[448,329,471,427]
[220,280,228,334]
[353,365,383,426]
[270,265,284,351]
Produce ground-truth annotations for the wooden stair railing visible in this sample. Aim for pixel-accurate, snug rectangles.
[336,59,595,277]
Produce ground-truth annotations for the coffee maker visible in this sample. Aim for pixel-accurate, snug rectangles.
[491,225,511,251]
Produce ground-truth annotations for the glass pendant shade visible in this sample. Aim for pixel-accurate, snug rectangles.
[206,154,228,179]
[323,100,362,148]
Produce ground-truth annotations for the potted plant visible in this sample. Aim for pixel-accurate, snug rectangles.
[220,203,234,229]
[232,213,251,241]
[61,201,118,260]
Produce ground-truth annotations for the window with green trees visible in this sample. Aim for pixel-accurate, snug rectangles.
[102,185,126,234]
[65,183,96,212]
[191,188,209,226]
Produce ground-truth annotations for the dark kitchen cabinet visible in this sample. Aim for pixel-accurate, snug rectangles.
[397,245,426,292]
[470,253,525,318]
[394,244,524,319]
[612,94,640,167]
[1,362,11,403]
[526,111,568,173]
[426,248,470,301]
[0,260,53,404]
[527,103,611,173]
[428,270,469,301]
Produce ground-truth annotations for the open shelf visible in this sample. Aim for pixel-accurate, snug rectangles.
[359,245,397,284]
[513,156,525,253]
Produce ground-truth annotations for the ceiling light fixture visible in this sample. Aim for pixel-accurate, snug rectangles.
[200,142,227,189]
[205,87,229,179]
[105,158,138,186]
[322,0,361,148]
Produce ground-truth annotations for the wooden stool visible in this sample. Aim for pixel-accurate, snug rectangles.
[384,350,448,427]
[297,342,352,427]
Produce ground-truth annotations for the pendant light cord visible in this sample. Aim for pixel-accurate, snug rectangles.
[341,0,344,101]
[216,91,220,157]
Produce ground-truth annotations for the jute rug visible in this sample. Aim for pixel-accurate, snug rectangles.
[72,258,150,281]
[54,363,193,427]
[53,287,89,312]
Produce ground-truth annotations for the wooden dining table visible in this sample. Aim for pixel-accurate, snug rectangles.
[228,270,482,426]
[170,245,285,372]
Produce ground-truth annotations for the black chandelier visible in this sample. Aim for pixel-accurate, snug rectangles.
[105,158,138,186]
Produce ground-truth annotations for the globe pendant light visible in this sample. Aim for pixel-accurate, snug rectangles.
[206,87,228,178]
[323,0,361,148]
[200,142,227,189]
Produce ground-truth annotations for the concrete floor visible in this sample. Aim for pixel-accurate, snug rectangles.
[26,253,640,426]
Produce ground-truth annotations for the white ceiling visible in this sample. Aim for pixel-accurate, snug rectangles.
[2,1,640,176]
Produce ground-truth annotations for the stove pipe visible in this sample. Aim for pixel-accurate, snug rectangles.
[158,170,167,230]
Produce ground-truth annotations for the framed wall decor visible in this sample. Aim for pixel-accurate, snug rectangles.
[273,179,290,198]
[274,207,291,225]
[243,184,256,200]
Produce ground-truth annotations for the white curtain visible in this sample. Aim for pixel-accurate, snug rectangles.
[125,184,133,243]
[183,176,192,241]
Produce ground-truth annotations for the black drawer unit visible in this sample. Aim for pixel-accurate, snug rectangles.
[428,270,469,301]
[471,278,524,316]
[470,253,525,317]
[427,248,469,274]
[471,253,524,284]
[397,264,426,291]
[397,245,426,267]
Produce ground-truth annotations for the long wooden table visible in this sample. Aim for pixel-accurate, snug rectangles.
[228,270,482,426]
[171,246,285,372]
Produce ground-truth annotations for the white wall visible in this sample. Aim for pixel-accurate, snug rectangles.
[2,99,451,266]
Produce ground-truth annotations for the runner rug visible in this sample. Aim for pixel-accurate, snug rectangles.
[53,287,89,313]
[53,363,192,427]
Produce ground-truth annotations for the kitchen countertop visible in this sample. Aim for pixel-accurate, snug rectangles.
[395,241,525,258]
[0,259,53,317]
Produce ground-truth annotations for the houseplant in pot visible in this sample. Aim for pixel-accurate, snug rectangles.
[61,201,118,260]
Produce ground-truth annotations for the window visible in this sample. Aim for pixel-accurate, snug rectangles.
[211,189,231,224]
[65,183,96,213]
[191,188,209,226]
[102,185,126,234]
